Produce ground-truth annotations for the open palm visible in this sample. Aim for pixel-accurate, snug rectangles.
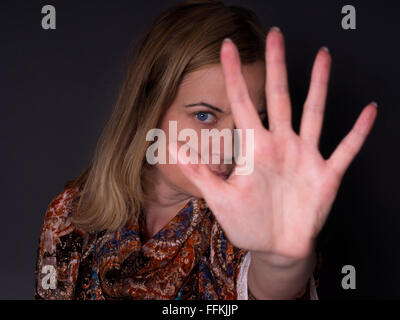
[174,28,378,261]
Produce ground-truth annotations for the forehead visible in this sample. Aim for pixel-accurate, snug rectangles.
[177,62,265,109]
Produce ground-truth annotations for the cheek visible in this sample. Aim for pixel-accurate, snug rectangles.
[153,108,203,197]
[157,117,201,196]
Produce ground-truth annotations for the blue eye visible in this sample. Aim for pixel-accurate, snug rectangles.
[195,112,215,123]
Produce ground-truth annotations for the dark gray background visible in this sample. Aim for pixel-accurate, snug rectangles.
[1,0,399,299]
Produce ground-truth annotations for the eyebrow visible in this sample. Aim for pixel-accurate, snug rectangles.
[185,102,225,113]
[185,101,267,114]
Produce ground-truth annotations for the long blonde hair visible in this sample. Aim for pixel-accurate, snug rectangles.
[68,0,267,233]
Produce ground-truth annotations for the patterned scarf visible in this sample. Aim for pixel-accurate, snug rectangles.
[34,186,247,300]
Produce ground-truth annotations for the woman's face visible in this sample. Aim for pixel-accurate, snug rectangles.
[154,61,266,198]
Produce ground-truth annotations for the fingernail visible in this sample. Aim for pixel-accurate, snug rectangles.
[223,38,232,43]
[371,101,378,108]
[320,46,329,52]
[270,26,281,32]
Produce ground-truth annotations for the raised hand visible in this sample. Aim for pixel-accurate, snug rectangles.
[172,27,378,262]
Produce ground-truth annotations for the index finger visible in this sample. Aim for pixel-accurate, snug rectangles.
[220,38,264,131]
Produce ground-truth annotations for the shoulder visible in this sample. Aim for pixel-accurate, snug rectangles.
[44,186,82,229]
[39,185,87,249]
[34,185,90,300]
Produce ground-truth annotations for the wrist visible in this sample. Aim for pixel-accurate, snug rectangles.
[250,241,316,269]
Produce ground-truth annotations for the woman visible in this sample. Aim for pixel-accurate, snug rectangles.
[34,0,377,300]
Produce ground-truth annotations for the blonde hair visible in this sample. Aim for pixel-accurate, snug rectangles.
[67,0,267,233]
